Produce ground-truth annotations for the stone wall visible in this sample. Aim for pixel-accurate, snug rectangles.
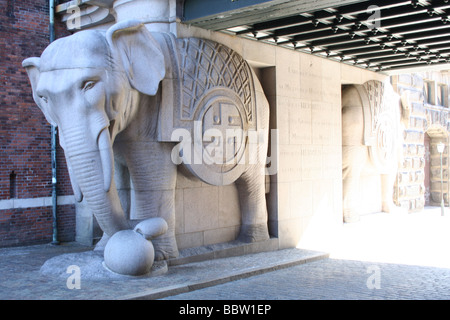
[175,23,386,252]
[422,71,450,207]
[391,74,427,211]
[392,71,450,211]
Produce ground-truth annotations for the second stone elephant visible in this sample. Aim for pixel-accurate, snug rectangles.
[342,80,408,223]
[23,20,270,263]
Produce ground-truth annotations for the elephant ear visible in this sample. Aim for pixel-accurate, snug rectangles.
[106,20,165,96]
[22,57,57,127]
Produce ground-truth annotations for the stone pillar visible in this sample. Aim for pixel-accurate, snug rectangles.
[392,72,450,211]
[113,0,177,33]
[392,74,427,212]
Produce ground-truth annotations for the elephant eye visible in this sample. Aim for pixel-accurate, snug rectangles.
[82,80,96,91]
[39,95,48,103]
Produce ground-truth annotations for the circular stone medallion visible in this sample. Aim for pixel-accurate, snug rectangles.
[369,112,397,172]
[182,89,249,185]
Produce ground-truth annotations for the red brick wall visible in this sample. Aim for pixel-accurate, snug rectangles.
[0,0,75,246]
[0,204,75,246]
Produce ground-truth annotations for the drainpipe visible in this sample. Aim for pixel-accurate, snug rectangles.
[49,0,59,245]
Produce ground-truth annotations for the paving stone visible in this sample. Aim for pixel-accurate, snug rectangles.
[1,207,450,300]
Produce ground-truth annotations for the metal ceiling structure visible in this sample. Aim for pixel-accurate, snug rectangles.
[183,0,450,73]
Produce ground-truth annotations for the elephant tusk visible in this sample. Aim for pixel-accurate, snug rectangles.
[66,157,83,202]
[98,127,114,193]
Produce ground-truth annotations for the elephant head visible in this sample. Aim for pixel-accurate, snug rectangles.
[23,21,166,237]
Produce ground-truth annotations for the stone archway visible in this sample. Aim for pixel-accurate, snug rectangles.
[425,126,449,206]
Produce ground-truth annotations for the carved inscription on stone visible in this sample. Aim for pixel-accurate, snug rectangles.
[301,145,323,180]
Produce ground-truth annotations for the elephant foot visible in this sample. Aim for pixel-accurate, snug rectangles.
[343,211,360,223]
[151,233,179,261]
[238,223,270,243]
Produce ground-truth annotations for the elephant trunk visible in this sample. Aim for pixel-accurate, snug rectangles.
[63,126,129,236]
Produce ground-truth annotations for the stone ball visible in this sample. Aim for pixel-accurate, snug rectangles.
[104,230,155,276]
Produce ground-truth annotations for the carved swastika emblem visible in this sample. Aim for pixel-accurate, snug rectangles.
[202,102,244,167]
[182,88,249,186]
[372,112,396,171]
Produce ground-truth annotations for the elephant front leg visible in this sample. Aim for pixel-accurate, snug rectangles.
[342,145,368,223]
[235,164,270,242]
[119,141,179,260]
[132,188,178,260]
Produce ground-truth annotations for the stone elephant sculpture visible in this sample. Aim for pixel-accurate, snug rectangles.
[342,80,409,223]
[23,20,270,275]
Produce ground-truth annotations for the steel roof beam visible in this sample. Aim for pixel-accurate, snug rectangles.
[347,46,450,62]
[379,58,447,68]
[184,0,367,31]
[306,22,450,48]
[243,0,410,33]
[337,41,450,58]
[254,1,434,41]
[242,0,423,41]
[205,0,450,72]
[384,60,450,71]
[274,8,449,45]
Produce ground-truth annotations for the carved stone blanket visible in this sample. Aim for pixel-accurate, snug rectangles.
[355,80,401,172]
[155,33,258,185]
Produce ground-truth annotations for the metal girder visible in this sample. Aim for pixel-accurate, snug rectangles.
[344,50,406,60]
[253,0,425,42]
[338,40,450,59]
[237,14,311,35]
[188,0,450,72]
[385,18,450,35]
[275,8,450,46]
[183,0,367,30]
[404,35,450,49]
[348,46,450,61]
[296,15,450,55]
[239,0,411,34]
[315,38,384,52]
[364,53,450,69]
[365,54,425,64]
[385,60,450,71]
[379,57,445,67]
[306,24,450,49]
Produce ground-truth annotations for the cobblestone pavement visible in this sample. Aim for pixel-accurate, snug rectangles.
[164,207,450,300]
[164,257,450,300]
[1,207,450,300]
[0,241,326,300]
